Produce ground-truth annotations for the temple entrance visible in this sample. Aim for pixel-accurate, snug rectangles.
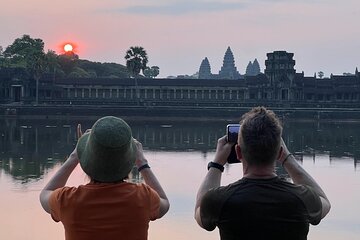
[281,89,288,100]
[11,85,22,102]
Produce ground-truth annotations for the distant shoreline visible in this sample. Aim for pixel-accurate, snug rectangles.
[2,104,360,122]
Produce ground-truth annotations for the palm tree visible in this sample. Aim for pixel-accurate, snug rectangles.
[125,47,148,105]
[32,53,45,105]
[124,46,148,77]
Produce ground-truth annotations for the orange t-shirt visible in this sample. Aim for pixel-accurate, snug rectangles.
[49,182,160,240]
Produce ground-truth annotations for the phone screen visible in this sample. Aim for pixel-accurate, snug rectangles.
[227,124,240,143]
[226,124,241,164]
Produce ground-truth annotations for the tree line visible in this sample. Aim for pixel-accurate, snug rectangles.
[0,34,159,80]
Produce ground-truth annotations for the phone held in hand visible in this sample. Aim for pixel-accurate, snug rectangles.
[226,124,241,164]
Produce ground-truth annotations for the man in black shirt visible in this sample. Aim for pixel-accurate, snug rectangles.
[195,107,331,240]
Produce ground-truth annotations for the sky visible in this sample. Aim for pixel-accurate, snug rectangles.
[0,0,359,78]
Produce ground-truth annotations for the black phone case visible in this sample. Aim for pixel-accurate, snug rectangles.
[227,144,241,163]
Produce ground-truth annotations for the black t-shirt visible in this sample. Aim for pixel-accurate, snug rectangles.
[200,177,322,240]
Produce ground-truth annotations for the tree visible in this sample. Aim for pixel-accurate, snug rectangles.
[4,34,45,68]
[45,50,60,75]
[68,67,91,78]
[4,35,46,104]
[57,53,78,76]
[150,66,160,78]
[124,46,148,77]
[318,71,324,79]
[0,46,9,68]
[143,67,151,78]
[0,46,4,67]
[144,66,160,78]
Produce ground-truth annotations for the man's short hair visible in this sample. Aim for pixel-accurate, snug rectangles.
[239,107,282,166]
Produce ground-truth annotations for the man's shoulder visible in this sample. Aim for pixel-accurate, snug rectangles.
[204,179,244,202]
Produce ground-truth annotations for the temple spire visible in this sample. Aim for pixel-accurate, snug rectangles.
[218,46,240,79]
[198,57,212,79]
[245,61,253,76]
[245,58,261,76]
[252,58,261,75]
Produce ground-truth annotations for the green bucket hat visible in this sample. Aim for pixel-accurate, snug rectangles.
[76,116,136,183]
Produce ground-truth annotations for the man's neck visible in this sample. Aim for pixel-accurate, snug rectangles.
[243,164,277,179]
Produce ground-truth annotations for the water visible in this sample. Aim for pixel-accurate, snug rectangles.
[0,118,360,240]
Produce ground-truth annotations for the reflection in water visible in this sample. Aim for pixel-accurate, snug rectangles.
[1,117,360,240]
[1,118,360,182]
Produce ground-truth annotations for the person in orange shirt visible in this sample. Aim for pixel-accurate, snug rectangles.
[39,116,170,240]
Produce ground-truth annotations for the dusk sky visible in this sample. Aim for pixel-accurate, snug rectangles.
[1,0,359,78]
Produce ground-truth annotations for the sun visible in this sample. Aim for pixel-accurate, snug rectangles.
[64,43,73,52]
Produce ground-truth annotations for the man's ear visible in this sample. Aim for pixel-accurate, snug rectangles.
[235,144,243,161]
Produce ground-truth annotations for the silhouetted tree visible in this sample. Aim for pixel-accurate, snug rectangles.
[151,66,160,78]
[144,66,160,78]
[318,71,324,79]
[68,67,91,78]
[143,66,160,78]
[143,67,151,78]
[45,50,65,77]
[0,46,4,68]
[4,35,46,104]
[57,53,79,75]
[124,46,148,77]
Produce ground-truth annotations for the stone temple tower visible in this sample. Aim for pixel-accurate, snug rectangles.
[218,47,241,79]
[264,51,296,101]
[198,57,212,79]
[245,58,261,76]
[265,51,296,85]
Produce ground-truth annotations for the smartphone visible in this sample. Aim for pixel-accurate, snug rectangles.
[227,124,240,143]
[226,124,241,164]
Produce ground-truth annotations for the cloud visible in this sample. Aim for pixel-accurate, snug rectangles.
[113,1,248,15]
[102,0,328,16]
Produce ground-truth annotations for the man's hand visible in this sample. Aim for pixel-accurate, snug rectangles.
[195,135,233,228]
[213,135,234,166]
[279,137,331,219]
[277,137,290,165]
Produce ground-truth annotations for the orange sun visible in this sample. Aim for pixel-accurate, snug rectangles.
[64,43,73,52]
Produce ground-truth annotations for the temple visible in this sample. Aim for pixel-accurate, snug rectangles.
[1,50,360,109]
[199,47,241,80]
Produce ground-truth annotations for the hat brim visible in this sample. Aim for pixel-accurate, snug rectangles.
[77,132,91,176]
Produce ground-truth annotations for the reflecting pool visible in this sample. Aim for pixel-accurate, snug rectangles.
[0,118,359,239]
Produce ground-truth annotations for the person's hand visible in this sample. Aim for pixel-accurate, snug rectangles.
[278,137,291,165]
[133,138,148,168]
[77,124,91,139]
[213,135,234,166]
[68,124,90,164]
